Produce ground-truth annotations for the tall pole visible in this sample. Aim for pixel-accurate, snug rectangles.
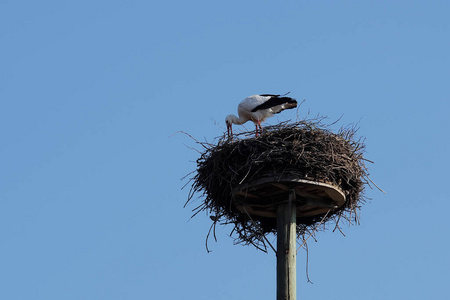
[277,189,297,300]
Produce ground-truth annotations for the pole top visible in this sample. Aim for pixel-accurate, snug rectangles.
[233,175,346,219]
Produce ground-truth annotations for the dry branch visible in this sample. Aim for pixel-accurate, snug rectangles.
[184,117,371,251]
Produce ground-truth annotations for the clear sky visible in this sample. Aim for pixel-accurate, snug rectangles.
[1,1,449,299]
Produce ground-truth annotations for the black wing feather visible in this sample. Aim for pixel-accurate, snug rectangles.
[251,96,297,112]
[259,94,280,97]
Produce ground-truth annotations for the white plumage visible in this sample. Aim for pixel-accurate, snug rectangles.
[225,94,297,137]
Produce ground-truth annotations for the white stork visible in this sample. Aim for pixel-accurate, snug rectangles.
[225,94,297,137]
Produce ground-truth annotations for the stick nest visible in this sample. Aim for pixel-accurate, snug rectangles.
[185,118,372,252]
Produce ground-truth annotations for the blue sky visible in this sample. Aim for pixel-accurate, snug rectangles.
[1,1,449,299]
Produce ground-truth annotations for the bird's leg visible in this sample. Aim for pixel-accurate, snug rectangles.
[255,121,263,137]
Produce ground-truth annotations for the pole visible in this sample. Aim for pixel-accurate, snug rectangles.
[277,189,297,300]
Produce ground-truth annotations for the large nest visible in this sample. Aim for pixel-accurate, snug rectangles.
[185,118,372,252]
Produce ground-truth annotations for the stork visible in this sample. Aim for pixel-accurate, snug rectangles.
[225,94,297,137]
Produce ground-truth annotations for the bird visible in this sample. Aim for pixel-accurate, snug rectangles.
[225,94,297,137]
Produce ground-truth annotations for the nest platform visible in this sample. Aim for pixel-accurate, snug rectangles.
[186,119,370,251]
[234,175,345,219]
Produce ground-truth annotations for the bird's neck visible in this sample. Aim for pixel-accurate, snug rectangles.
[228,114,247,125]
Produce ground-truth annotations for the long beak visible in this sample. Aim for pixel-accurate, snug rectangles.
[227,123,232,137]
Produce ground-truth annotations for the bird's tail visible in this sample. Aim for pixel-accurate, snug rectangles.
[277,97,297,110]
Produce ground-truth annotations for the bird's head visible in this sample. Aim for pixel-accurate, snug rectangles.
[225,115,233,137]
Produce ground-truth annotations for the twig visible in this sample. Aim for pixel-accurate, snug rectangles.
[242,206,277,254]
[296,209,332,254]
[305,243,313,284]
[367,175,386,193]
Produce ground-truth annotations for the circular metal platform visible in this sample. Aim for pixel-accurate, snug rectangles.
[233,176,346,219]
